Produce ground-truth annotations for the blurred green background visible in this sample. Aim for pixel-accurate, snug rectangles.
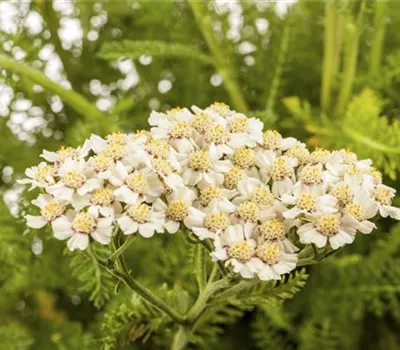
[1,0,400,349]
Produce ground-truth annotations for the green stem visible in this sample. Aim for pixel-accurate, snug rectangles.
[369,0,388,82]
[195,245,207,292]
[189,1,249,113]
[0,53,104,121]
[171,326,189,350]
[266,21,291,114]
[321,4,342,113]
[198,239,229,277]
[107,235,135,263]
[334,1,366,117]
[83,246,185,323]
[186,277,230,322]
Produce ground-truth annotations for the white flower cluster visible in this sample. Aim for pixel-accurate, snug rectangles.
[19,102,400,281]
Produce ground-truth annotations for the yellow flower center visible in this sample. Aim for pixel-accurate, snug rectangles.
[373,187,393,206]
[262,130,282,150]
[345,203,366,221]
[236,201,260,223]
[229,241,255,262]
[127,203,151,224]
[72,212,96,234]
[228,117,248,133]
[308,148,331,164]
[299,165,323,186]
[204,212,230,232]
[166,107,182,121]
[285,145,310,165]
[233,147,255,169]
[57,146,79,161]
[41,201,66,221]
[210,102,231,117]
[126,173,149,194]
[199,186,223,206]
[64,171,86,189]
[152,158,172,176]
[297,192,317,212]
[191,113,213,133]
[256,241,280,264]
[91,188,114,206]
[170,121,193,138]
[270,156,293,181]
[339,149,357,164]
[106,132,127,145]
[146,139,170,159]
[35,164,56,183]
[92,154,114,172]
[223,166,245,189]
[204,124,229,144]
[316,214,340,236]
[104,142,127,161]
[368,168,382,185]
[250,187,275,206]
[167,200,189,221]
[258,218,286,240]
[188,151,213,172]
[330,184,353,206]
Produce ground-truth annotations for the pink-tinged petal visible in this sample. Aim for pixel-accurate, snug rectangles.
[67,233,89,251]
[26,215,47,229]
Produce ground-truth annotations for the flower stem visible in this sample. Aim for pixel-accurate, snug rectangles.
[195,245,207,292]
[171,326,189,350]
[107,235,135,263]
[189,1,248,113]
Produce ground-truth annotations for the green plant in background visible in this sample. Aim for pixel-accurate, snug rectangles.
[1,1,400,349]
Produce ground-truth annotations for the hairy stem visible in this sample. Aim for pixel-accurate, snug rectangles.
[195,245,207,292]
[171,326,189,350]
[189,1,249,113]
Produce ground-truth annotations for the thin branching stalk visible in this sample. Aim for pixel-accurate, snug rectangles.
[83,244,186,323]
[171,325,189,350]
[266,21,291,114]
[369,0,388,82]
[189,1,249,113]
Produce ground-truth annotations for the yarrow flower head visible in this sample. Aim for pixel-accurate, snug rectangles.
[19,102,400,281]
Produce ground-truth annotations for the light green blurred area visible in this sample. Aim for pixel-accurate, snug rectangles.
[1,1,400,349]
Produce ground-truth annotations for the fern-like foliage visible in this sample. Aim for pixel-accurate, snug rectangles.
[98,40,213,64]
[68,246,115,308]
[299,320,342,350]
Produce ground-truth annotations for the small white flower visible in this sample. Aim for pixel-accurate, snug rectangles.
[372,184,400,220]
[110,162,164,204]
[47,158,102,205]
[17,162,56,190]
[41,142,91,164]
[212,223,259,279]
[253,241,297,281]
[117,202,164,238]
[184,206,231,240]
[226,114,263,149]
[153,186,197,233]
[26,194,67,229]
[51,208,113,251]
[180,148,232,187]
[197,185,236,213]
[297,213,357,250]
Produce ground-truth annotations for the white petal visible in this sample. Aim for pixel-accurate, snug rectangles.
[67,233,89,251]
[26,215,47,229]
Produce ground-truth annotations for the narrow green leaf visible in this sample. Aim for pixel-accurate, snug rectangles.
[98,40,214,65]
